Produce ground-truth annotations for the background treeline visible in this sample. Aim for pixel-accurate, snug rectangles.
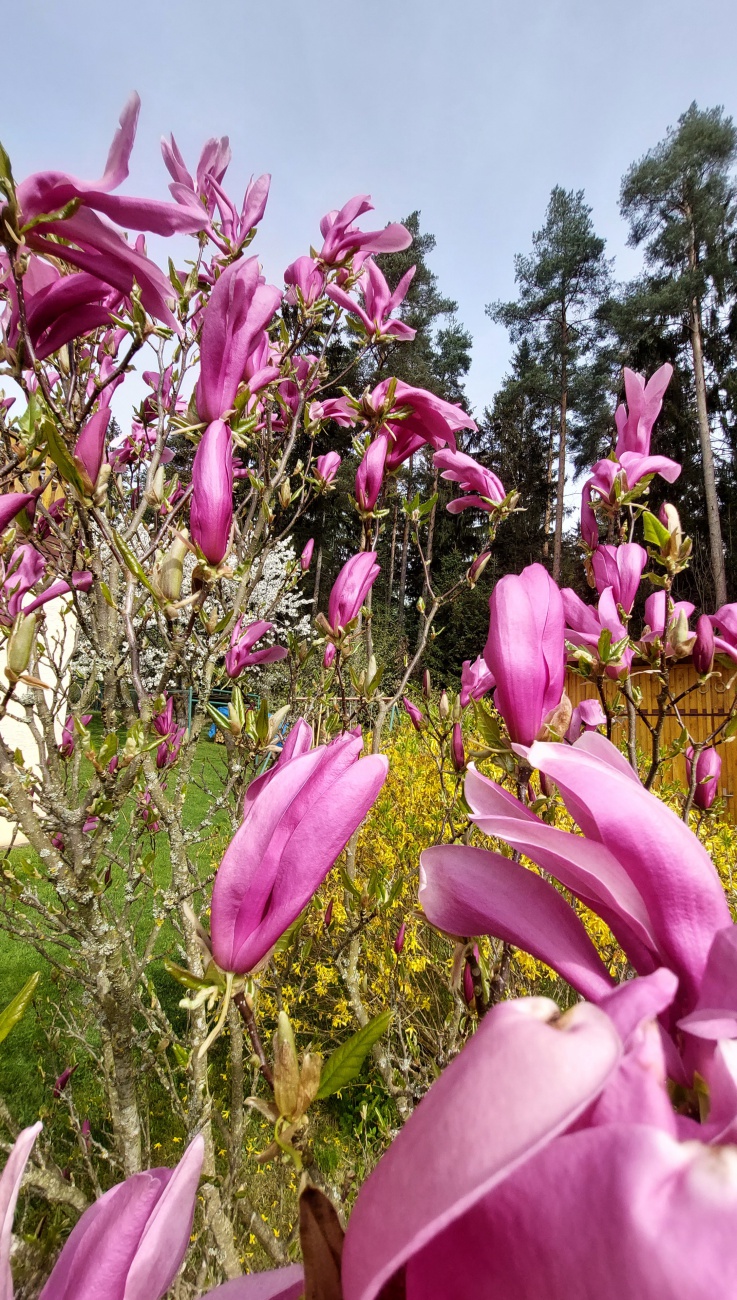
[292,103,737,684]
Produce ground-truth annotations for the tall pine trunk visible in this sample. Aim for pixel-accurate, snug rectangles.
[553,317,568,583]
[690,300,725,604]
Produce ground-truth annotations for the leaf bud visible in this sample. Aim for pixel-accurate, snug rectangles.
[6,612,36,680]
[159,532,189,604]
[273,1012,300,1120]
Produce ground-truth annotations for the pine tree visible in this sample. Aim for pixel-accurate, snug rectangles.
[620,102,737,606]
[487,187,613,581]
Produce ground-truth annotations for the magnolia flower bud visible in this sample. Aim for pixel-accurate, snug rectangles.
[159,532,189,604]
[451,722,465,772]
[693,614,715,676]
[279,480,292,509]
[403,697,425,731]
[438,690,450,720]
[659,503,682,551]
[422,669,431,698]
[295,1052,322,1119]
[273,1012,300,1120]
[463,960,475,1008]
[467,550,491,587]
[670,609,695,660]
[394,922,406,955]
[6,612,36,680]
[323,900,334,928]
[538,692,573,741]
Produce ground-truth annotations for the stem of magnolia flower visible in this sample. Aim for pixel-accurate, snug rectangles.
[233,990,274,1090]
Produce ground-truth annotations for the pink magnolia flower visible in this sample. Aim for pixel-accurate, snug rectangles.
[566,697,607,742]
[327,259,416,341]
[641,591,695,654]
[196,258,282,423]
[210,729,387,973]
[59,714,92,758]
[0,490,39,536]
[433,449,506,514]
[300,539,314,571]
[284,256,326,307]
[403,697,425,732]
[0,545,92,625]
[0,1125,203,1300]
[580,480,599,548]
[205,172,271,255]
[428,735,732,1026]
[459,656,495,709]
[451,723,465,772]
[161,132,231,206]
[590,542,647,615]
[317,196,411,265]
[615,363,674,457]
[190,420,233,565]
[340,985,737,1300]
[11,96,205,332]
[156,726,184,771]
[686,746,722,811]
[315,451,341,487]
[355,434,389,513]
[692,614,715,675]
[74,407,111,488]
[38,1133,203,1300]
[326,552,380,635]
[483,564,566,745]
[225,619,287,678]
[562,586,633,678]
[708,603,737,662]
[587,449,681,506]
[1,255,123,361]
[322,380,475,472]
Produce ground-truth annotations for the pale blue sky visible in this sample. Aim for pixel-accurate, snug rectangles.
[7,0,737,414]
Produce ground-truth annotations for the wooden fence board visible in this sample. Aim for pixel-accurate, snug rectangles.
[565,663,737,819]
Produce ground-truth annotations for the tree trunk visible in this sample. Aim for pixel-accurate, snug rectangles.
[553,321,568,583]
[312,539,323,615]
[690,297,727,605]
[542,405,556,561]
[386,500,398,611]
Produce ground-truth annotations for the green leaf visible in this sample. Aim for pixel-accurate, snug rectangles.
[42,418,87,495]
[100,582,116,609]
[274,908,308,953]
[0,972,39,1046]
[163,960,212,992]
[642,510,671,549]
[315,1010,392,1099]
[112,531,158,600]
[473,700,504,750]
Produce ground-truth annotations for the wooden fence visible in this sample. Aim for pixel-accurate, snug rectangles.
[565,663,737,819]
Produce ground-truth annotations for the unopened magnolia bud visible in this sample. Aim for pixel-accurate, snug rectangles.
[467,550,491,587]
[659,503,682,551]
[394,922,406,955]
[451,722,465,772]
[538,692,573,741]
[6,612,36,680]
[422,669,431,698]
[92,462,112,507]
[438,690,450,720]
[227,703,243,736]
[295,1052,322,1118]
[416,596,425,614]
[145,465,165,506]
[403,696,425,731]
[323,900,333,928]
[159,533,188,604]
[693,614,715,675]
[279,480,292,509]
[367,654,377,685]
[273,1012,300,1119]
[670,609,695,659]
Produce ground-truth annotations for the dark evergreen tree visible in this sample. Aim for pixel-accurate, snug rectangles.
[487,187,613,582]
[620,102,737,606]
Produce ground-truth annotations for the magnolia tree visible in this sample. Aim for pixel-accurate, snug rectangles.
[0,95,737,1298]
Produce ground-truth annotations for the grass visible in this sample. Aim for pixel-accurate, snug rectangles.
[0,729,231,1135]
